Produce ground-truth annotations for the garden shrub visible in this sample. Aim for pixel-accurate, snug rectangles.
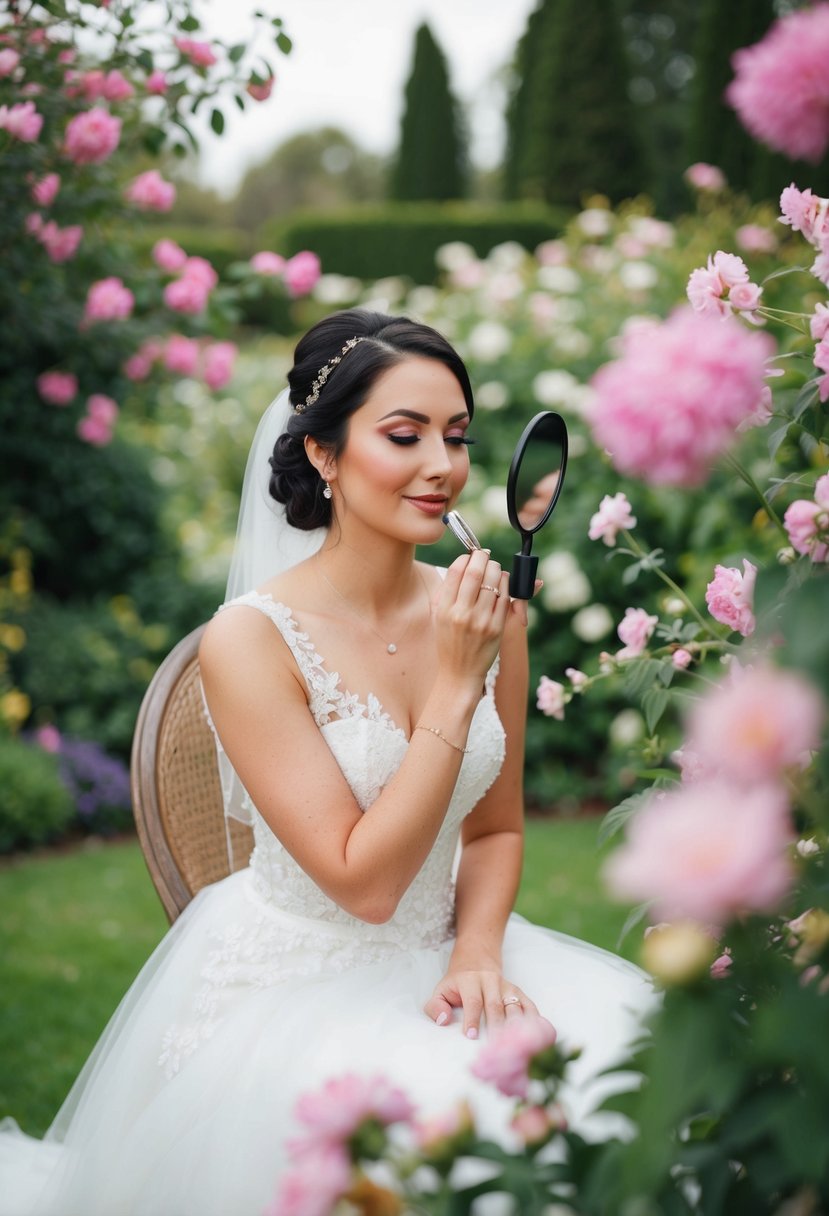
[0,735,74,853]
[56,737,132,837]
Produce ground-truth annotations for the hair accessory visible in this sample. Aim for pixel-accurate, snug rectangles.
[294,336,366,413]
[322,481,333,500]
[413,724,470,755]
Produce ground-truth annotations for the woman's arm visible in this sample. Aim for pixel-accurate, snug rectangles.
[199,548,513,924]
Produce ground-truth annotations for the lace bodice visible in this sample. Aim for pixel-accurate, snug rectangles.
[215,590,506,951]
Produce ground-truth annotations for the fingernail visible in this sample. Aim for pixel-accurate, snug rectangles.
[466,1027,478,1040]
[436,1012,449,1026]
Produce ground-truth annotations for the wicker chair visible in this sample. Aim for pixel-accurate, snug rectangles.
[131,623,254,923]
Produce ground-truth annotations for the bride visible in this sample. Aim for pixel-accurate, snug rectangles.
[0,309,653,1215]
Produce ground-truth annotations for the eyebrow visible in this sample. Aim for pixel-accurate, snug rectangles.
[378,409,470,424]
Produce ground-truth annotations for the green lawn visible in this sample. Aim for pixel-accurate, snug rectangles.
[0,817,634,1136]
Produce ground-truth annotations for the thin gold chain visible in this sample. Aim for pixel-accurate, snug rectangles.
[317,566,430,656]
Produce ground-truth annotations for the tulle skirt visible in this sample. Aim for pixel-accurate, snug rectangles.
[0,868,654,1216]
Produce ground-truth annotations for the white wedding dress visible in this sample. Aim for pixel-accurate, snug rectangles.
[0,592,654,1216]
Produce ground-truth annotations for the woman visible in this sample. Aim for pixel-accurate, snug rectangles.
[0,309,652,1216]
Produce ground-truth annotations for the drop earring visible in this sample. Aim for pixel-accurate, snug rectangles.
[322,480,333,500]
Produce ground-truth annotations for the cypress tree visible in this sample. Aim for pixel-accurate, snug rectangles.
[504,0,646,208]
[390,23,466,201]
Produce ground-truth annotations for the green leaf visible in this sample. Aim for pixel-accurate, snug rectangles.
[623,657,661,699]
[642,686,670,733]
[234,93,247,112]
[657,658,676,688]
[142,126,166,156]
[210,108,225,135]
[179,14,201,32]
[615,899,651,948]
[597,790,651,845]
[228,43,246,64]
[276,31,293,54]
[791,380,818,422]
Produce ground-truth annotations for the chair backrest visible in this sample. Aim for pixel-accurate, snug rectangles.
[131,623,254,923]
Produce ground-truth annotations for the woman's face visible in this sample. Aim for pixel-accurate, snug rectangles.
[325,356,472,545]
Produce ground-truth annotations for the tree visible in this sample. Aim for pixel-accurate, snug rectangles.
[503,0,646,208]
[390,23,467,202]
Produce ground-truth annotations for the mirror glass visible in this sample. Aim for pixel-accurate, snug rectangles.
[507,412,568,536]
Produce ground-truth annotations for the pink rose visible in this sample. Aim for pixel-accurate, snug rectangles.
[587,491,636,546]
[727,7,829,163]
[288,1074,413,1156]
[77,416,113,446]
[0,48,20,77]
[39,221,83,263]
[250,250,286,276]
[78,69,106,100]
[101,69,134,101]
[247,76,274,102]
[202,341,237,390]
[711,250,749,289]
[685,663,824,787]
[684,162,726,191]
[123,352,154,381]
[779,185,829,247]
[810,303,829,342]
[152,238,188,272]
[616,607,658,659]
[784,498,829,562]
[37,371,78,406]
[182,256,218,289]
[31,172,60,207]
[145,69,168,95]
[0,100,43,142]
[25,213,44,236]
[163,276,209,315]
[124,169,176,212]
[263,1143,350,1216]
[174,37,217,67]
[163,334,200,376]
[735,224,777,254]
[587,307,774,487]
[728,280,763,318]
[565,667,588,689]
[736,384,773,432]
[63,107,121,164]
[672,648,692,670]
[705,559,757,636]
[604,779,795,924]
[87,394,119,426]
[686,261,728,318]
[471,1015,558,1099]
[710,952,733,979]
[83,276,134,324]
[35,724,62,753]
[536,675,565,720]
[283,250,322,297]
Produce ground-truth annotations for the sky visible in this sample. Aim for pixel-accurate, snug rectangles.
[195,0,538,195]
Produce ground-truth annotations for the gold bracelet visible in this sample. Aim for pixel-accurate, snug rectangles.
[413,724,471,755]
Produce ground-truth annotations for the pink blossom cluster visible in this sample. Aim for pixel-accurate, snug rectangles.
[174,37,217,67]
[783,474,829,563]
[735,224,777,255]
[684,163,725,192]
[0,100,43,142]
[37,371,78,406]
[588,491,636,547]
[63,107,121,164]
[263,1142,350,1216]
[124,334,237,389]
[811,305,829,403]
[779,184,829,287]
[536,676,565,720]
[145,69,168,95]
[283,251,322,297]
[77,394,118,446]
[124,169,176,212]
[687,251,763,324]
[30,172,60,207]
[26,212,83,263]
[616,607,658,659]
[83,277,134,325]
[470,1014,557,1099]
[726,5,829,164]
[705,559,757,636]
[587,307,774,487]
[0,48,21,78]
[162,255,218,315]
[65,68,134,102]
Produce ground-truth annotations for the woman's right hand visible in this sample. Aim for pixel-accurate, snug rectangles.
[434,549,511,687]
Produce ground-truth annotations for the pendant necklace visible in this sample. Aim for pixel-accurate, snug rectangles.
[318,567,429,656]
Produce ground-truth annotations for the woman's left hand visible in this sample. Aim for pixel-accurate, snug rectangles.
[424,967,539,1039]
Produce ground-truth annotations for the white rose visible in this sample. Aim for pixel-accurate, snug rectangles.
[487,241,527,271]
[532,369,578,406]
[435,241,477,271]
[466,320,511,361]
[576,208,613,237]
[571,603,614,642]
[537,551,591,612]
[537,265,581,294]
[609,709,645,747]
[476,381,508,410]
[619,260,658,291]
[313,274,362,305]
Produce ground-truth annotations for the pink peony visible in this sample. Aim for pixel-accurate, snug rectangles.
[145,69,168,95]
[686,260,729,318]
[685,663,824,787]
[779,184,829,248]
[163,275,209,315]
[587,307,774,487]
[604,779,795,924]
[31,172,60,207]
[471,1014,558,1099]
[735,224,777,254]
[536,676,565,720]
[705,559,757,636]
[83,276,134,324]
[37,371,78,405]
[101,69,134,101]
[684,162,726,191]
[250,250,286,275]
[247,76,274,102]
[588,491,636,546]
[784,498,829,563]
[289,1074,413,1156]
[124,169,176,212]
[181,256,218,289]
[39,221,83,263]
[672,648,692,670]
[163,335,200,376]
[123,340,162,382]
[77,416,113,446]
[510,1103,566,1145]
[63,107,121,164]
[726,6,829,163]
[25,213,43,236]
[77,69,106,100]
[710,953,733,980]
[711,250,749,289]
[283,250,322,297]
[687,252,762,322]
[152,238,188,272]
[202,341,237,390]
[616,607,658,659]
[0,48,20,77]
[0,100,43,142]
[264,1143,350,1216]
[86,394,119,426]
[174,37,217,67]
[811,303,829,342]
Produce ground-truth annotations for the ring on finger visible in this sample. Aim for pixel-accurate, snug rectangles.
[502,995,521,1007]
[480,584,501,597]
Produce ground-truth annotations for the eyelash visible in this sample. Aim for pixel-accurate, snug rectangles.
[388,435,476,447]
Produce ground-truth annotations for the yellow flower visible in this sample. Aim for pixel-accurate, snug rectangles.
[1,689,31,726]
[641,922,716,985]
[0,624,26,652]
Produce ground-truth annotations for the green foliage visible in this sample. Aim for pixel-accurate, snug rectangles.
[0,736,74,853]
[390,23,467,202]
[504,0,647,207]
[261,203,570,284]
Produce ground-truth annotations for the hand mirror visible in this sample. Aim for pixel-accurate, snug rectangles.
[505,411,568,598]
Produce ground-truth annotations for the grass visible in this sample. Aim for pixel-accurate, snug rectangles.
[0,816,633,1136]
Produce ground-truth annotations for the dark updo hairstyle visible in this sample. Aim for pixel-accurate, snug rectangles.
[269,308,474,530]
